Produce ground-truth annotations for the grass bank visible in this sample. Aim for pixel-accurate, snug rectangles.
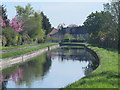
[0,43,49,50]
[1,43,58,59]
[66,44,119,88]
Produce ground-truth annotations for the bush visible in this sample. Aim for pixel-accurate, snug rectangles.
[64,34,73,40]
[2,35,7,46]
[2,27,18,46]
[77,37,85,41]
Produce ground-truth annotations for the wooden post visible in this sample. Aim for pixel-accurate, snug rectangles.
[48,46,50,51]
[22,55,23,62]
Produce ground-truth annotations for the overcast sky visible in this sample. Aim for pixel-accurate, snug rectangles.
[1,0,109,28]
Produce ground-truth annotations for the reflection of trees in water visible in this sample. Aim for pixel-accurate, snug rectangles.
[49,48,96,62]
[1,76,9,90]
[1,53,52,88]
[1,68,23,89]
[1,48,99,88]
[48,48,99,76]
[83,59,99,75]
[16,53,52,87]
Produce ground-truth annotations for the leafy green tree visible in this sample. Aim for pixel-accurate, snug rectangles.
[84,11,118,48]
[2,27,18,46]
[15,4,35,44]
[103,1,119,49]
[103,2,120,23]
[15,3,34,18]
[20,12,45,43]
[15,4,46,44]
[41,12,51,35]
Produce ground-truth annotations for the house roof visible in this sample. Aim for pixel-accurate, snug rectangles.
[48,28,58,36]
[55,26,87,35]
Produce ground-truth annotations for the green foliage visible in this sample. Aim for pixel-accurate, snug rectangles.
[1,4,52,47]
[64,34,73,40]
[41,12,52,35]
[2,27,18,46]
[84,11,118,49]
[17,34,22,45]
[15,5,48,44]
[1,35,7,46]
[103,2,119,23]
[15,3,34,18]
[76,37,85,41]
[0,5,9,26]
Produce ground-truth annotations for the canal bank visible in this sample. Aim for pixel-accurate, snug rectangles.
[0,44,59,70]
[65,44,119,88]
[1,44,99,88]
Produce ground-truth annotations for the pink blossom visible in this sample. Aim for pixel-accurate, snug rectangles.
[10,16,24,32]
[0,16,6,27]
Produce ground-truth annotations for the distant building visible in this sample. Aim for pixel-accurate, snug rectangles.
[48,26,88,42]
[47,28,58,37]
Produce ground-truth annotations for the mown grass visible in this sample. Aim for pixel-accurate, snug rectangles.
[65,44,119,88]
[0,42,51,50]
[0,43,58,59]
[61,42,90,45]
[61,46,84,48]
[0,43,40,50]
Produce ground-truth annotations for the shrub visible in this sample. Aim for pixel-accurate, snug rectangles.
[2,27,17,46]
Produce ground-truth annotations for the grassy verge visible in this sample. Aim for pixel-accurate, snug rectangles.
[0,43,40,50]
[0,42,51,50]
[61,42,90,45]
[61,46,84,48]
[1,43,58,59]
[66,44,119,88]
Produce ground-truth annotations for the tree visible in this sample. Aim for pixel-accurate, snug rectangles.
[0,5,9,27]
[57,23,65,30]
[0,16,6,27]
[21,12,45,43]
[2,27,17,46]
[103,1,119,49]
[10,16,24,32]
[15,4,35,44]
[103,2,120,23]
[41,12,51,35]
[83,11,118,48]
[15,3,34,18]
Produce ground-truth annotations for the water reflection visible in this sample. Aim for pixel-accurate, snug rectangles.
[1,48,99,88]
[1,53,51,88]
[48,48,99,76]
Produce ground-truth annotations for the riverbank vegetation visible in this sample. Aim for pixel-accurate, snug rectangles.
[0,1,119,89]
[0,43,39,50]
[84,2,119,50]
[65,1,119,88]
[66,45,119,88]
[1,43,58,59]
[0,4,52,46]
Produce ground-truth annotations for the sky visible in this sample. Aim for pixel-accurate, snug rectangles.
[1,0,110,28]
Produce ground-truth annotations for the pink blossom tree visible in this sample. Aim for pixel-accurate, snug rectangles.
[10,16,24,32]
[0,16,6,27]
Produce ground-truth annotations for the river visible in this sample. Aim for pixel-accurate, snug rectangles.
[1,47,99,88]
